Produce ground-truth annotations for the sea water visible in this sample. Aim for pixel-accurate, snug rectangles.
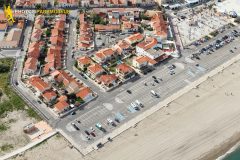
[223,146,240,160]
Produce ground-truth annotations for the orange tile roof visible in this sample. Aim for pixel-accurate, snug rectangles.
[151,12,168,38]
[137,38,158,50]
[114,40,131,53]
[58,95,67,102]
[88,64,104,74]
[116,63,134,73]
[54,101,69,112]
[29,41,44,48]
[126,33,144,43]
[135,56,157,65]
[76,87,92,99]
[58,14,66,21]
[51,28,63,37]
[24,57,38,72]
[31,28,43,40]
[77,56,92,65]
[95,24,121,32]
[99,74,118,85]
[29,76,50,92]
[56,70,80,87]
[35,15,45,26]
[79,36,91,42]
[28,46,40,59]
[95,48,114,60]
[50,36,64,46]
[54,20,65,31]
[78,42,91,49]
[79,13,85,23]
[42,90,57,102]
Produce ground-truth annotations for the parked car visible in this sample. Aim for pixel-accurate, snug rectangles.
[126,90,132,94]
[84,130,90,135]
[150,90,159,98]
[107,118,115,126]
[71,123,79,130]
[135,100,144,108]
[154,79,159,83]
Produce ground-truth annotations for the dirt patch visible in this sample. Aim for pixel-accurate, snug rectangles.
[11,134,84,160]
[0,110,37,156]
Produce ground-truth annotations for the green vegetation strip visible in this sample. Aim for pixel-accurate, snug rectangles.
[0,144,13,152]
[0,58,41,120]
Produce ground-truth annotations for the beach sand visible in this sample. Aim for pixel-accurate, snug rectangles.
[11,60,240,160]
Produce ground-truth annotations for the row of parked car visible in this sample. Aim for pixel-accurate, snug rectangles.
[191,29,239,60]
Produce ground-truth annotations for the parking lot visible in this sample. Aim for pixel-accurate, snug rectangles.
[61,26,240,149]
[174,7,230,46]
[95,32,132,49]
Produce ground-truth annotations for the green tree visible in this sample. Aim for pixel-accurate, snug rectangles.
[45,28,51,37]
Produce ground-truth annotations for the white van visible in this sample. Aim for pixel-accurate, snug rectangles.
[151,90,159,97]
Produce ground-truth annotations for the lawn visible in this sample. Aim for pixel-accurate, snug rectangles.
[0,58,41,120]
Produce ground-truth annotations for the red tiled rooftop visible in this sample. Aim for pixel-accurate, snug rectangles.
[29,76,50,92]
[116,63,134,73]
[88,64,104,74]
[76,87,92,100]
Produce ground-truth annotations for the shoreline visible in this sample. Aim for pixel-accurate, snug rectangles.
[199,132,240,160]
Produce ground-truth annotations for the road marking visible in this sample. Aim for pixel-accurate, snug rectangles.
[103,103,113,110]
[115,97,124,103]
[184,79,191,84]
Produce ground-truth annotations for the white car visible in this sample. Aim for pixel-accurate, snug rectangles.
[107,118,115,126]
[131,102,139,110]
[135,100,143,107]
[151,90,159,98]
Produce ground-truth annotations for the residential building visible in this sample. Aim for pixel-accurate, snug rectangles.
[77,56,92,70]
[97,74,118,87]
[65,81,83,94]
[151,12,168,39]
[23,57,38,75]
[136,37,164,60]
[132,56,157,69]
[94,48,115,63]
[0,28,22,48]
[42,90,57,104]
[27,45,40,59]
[122,21,139,33]
[55,0,79,7]
[28,76,51,94]
[116,63,135,80]
[50,36,64,46]
[34,15,45,29]
[31,28,43,42]
[15,0,48,8]
[54,100,70,114]
[124,33,144,45]
[95,24,121,32]
[87,64,105,79]
[113,40,131,54]
[76,87,94,102]
[44,46,62,75]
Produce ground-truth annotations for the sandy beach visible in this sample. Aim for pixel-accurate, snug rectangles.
[10,60,240,160]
